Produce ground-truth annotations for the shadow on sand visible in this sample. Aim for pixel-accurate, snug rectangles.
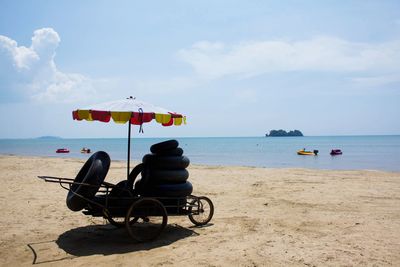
[56,223,197,257]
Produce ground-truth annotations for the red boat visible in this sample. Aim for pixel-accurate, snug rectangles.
[330,149,342,155]
[56,148,70,153]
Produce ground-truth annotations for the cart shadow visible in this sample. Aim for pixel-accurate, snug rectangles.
[56,223,197,257]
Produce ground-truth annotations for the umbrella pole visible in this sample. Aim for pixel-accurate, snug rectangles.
[127,122,131,179]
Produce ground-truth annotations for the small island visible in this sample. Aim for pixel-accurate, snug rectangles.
[36,136,62,139]
[266,129,303,137]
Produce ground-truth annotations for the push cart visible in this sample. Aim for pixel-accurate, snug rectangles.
[38,151,214,242]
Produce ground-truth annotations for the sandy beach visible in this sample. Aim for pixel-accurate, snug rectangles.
[0,155,399,266]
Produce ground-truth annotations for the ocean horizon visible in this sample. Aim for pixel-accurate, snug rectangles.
[1,135,399,172]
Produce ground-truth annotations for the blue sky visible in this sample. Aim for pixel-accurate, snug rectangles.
[0,0,399,138]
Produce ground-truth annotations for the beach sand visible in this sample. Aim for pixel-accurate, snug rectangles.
[0,155,399,266]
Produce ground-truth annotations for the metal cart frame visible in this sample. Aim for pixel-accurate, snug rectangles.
[38,175,214,242]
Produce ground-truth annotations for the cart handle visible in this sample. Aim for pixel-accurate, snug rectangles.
[38,176,116,188]
[38,175,113,211]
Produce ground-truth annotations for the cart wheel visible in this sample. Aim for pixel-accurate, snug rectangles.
[125,198,167,242]
[188,196,214,226]
[108,216,139,228]
[107,216,126,228]
[104,208,138,228]
[103,210,133,228]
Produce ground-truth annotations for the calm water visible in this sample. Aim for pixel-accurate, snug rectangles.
[0,136,399,171]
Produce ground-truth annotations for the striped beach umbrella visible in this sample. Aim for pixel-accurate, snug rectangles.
[72,96,186,178]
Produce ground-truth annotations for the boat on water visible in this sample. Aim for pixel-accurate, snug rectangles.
[56,148,70,153]
[330,149,342,155]
[80,147,91,154]
[297,149,319,156]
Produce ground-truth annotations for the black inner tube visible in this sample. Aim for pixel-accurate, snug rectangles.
[66,151,110,211]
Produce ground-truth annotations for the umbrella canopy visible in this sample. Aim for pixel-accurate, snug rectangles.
[72,96,186,126]
[72,96,186,178]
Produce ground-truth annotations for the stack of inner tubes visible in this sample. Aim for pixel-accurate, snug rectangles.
[136,139,192,198]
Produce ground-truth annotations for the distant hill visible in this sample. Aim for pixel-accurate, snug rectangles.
[266,130,303,137]
[36,136,62,139]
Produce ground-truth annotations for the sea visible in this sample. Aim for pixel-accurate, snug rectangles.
[0,136,399,172]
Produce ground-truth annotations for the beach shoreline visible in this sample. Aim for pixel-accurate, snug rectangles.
[2,135,400,172]
[1,153,398,174]
[1,155,399,266]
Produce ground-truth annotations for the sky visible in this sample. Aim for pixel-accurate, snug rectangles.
[0,0,399,138]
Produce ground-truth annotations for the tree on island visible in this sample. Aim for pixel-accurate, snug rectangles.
[266,129,303,137]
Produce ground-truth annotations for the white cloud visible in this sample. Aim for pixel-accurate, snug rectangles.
[178,36,400,80]
[32,72,94,102]
[0,28,95,103]
[0,35,38,70]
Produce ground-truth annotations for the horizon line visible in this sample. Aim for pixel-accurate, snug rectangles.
[1,134,400,140]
